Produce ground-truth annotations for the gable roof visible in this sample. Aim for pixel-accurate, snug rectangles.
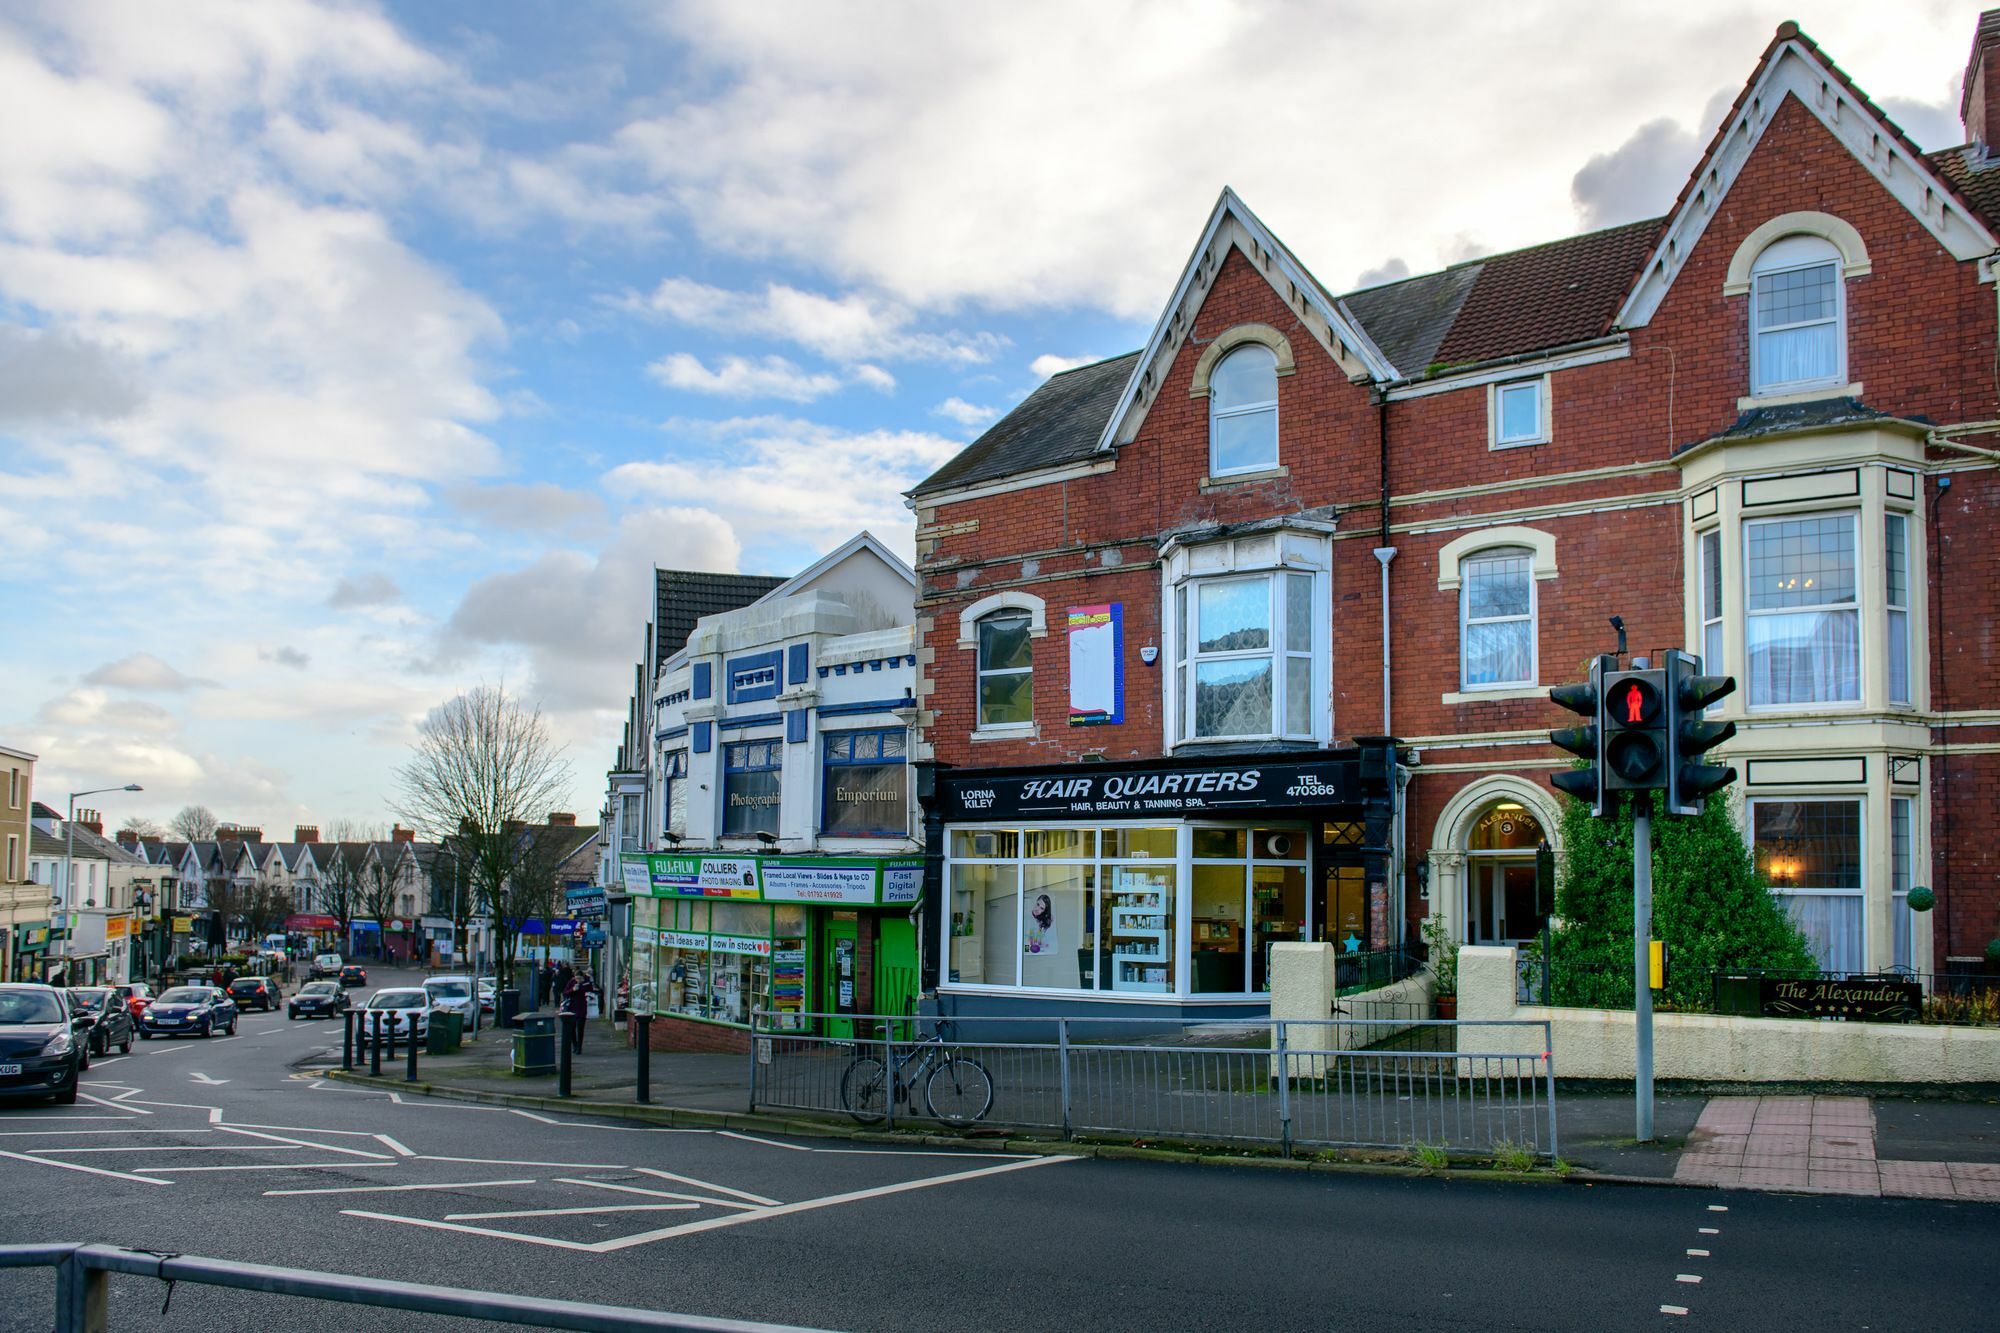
[911,353,1138,498]
[1615,22,1997,329]
[654,571,786,673]
[1338,266,1482,375]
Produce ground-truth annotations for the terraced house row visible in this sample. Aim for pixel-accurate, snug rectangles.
[897,17,2000,1022]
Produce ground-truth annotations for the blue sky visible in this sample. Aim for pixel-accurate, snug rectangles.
[0,1,1974,833]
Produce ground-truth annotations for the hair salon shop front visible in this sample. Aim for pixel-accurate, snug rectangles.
[920,743,1400,1023]
[619,852,922,1050]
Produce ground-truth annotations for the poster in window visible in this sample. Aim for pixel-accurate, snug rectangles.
[1067,603,1124,726]
[1024,892,1059,956]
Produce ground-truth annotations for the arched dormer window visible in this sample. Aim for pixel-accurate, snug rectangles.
[1209,343,1278,476]
[1749,234,1844,396]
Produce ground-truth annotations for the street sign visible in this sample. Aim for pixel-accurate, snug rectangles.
[547,919,580,936]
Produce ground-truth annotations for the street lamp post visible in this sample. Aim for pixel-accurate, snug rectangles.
[61,783,142,983]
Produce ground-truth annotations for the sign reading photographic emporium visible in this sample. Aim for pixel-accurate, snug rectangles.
[1067,603,1124,726]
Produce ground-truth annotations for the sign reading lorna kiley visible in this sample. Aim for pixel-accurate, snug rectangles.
[938,755,1362,821]
[1747,975,1925,1023]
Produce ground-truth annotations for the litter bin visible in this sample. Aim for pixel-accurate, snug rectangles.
[496,987,522,1030]
[512,1012,556,1075]
[429,1009,464,1054]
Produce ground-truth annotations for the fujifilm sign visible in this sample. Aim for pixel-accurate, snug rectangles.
[941,756,1360,819]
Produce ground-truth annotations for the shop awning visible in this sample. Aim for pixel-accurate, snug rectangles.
[620,853,921,907]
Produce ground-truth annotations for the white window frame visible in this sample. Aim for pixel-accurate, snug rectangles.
[1458,546,1538,691]
[1488,376,1550,449]
[1207,344,1279,478]
[974,609,1035,730]
[1742,510,1861,711]
[1750,795,1865,975]
[1886,512,1911,707]
[1890,795,1914,973]
[1749,240,1845,396]
[660,748,688,842]
[1699,527,1724,675]
[1177,572,1317,742]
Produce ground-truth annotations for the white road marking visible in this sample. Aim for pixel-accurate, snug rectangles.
[338,1210,599,1252]
[229,1121,384,1138]
[1687,1248,1710,1257]
[138,1044,199,1057]
[137,1161,400,1174]
[374,1134,415,1157]
[555,1177,762,1211]
[214,1125,392,1160]
[0,1147,172,1185]
[1661,1305,1689,1316]
[1676,1274,1703,1284]
[265,1178,537,1197]
[34,1144,297,1154]
[190,1073,228,1085]
[631,1166,781,1207]
[1698,1227,1720,1235]
[1707,1204,1728,1212]
[444,1203,699,1221]
[0,1128,208,1137]
[89,1056,128,1066]
[714,1131,812,1152]
[414,1154,629,1170]
[76,1092,148,1115]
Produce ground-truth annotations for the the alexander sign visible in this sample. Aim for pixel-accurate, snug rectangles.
[938,756,1360,819]
[1757,975,1924,1023]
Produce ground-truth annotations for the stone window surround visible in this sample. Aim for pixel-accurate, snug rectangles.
[958,590,1047,736]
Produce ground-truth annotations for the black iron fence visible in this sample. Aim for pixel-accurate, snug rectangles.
[1335,945,1423,996]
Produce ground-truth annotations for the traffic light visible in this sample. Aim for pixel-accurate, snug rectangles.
[1664,648,1737,815]
[1601,666,1669,795]
[1549,655,1610,817]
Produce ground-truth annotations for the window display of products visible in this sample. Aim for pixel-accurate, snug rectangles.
[630,896,806,1028]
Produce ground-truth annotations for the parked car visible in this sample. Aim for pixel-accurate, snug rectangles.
[137,986,239,1039]
[287,981,350,1021]
[422,975,476,1022]
[338,964,367,989]
[65,988,136,1057]
[476,978,496,1013]
[110,982,154,1018]
[227,976,283,1011]
[0,985,88,1104]
[355,988,430,1044]
[310,953,344,980]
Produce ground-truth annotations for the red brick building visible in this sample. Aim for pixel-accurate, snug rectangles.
[906,18,2000,1018]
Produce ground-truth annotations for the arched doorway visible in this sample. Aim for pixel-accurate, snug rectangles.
[1463,803,1547,946]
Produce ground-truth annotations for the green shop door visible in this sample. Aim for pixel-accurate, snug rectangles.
[874,915,917,1020]
[821,914,860,1039]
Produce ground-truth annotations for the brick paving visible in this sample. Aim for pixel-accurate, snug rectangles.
[1675,1096,2000,1200]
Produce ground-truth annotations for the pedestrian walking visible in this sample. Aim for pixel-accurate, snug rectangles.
[555,961,573,1007]
[562,971,589,1053]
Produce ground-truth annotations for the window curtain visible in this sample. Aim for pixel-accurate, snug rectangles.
[1778,892,1864,974]
[1746,608,1858,705]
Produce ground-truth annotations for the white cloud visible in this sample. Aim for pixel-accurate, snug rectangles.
[260,645,311,670]
[1570,90,1735,231]
[647,352,846,402]
[1029,353,1098,378]
[934,396,999,427]
[0,324,144,423]
[618,276,1005,365]
[37,687,181,735]
[326,573,401,609]
[83,653,212,693]
[443,481,605,534]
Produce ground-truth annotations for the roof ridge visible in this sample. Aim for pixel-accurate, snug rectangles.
[1045,349,1141,378]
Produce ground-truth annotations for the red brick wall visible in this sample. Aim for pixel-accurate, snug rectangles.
[626,1013,750,1055]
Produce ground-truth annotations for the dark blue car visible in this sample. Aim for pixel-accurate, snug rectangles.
[137,986,238,1039]
[0,985,88,1104]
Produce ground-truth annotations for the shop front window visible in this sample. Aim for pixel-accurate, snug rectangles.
[821,729,908,837]
[1191,827,1307,994]
[1753,798,1862,974]
[644,899,788,1028]
[722,740,781,839]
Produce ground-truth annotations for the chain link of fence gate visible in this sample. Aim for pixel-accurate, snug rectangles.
[748,1010,1556,1159]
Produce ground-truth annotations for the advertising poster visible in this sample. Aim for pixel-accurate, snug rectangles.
[760,862,878,904]
[647,855,762,898]
[1067,603,1124,725]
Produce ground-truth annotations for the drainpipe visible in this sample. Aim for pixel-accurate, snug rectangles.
[1374,391,1396,735]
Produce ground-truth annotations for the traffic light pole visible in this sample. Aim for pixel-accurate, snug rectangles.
[1633,800,1654,1143]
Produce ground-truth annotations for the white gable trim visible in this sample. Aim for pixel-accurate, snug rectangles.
[1093,188,1397,455]
[1617,39,1999,329]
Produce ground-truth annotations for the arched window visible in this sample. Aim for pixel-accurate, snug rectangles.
[976,610,1034,727]
[1209,344,1278,476]
[1460,546,1536,689]
[1750,234,1844,395]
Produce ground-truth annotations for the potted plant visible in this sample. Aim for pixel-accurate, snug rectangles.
[1422,914,1460,1019]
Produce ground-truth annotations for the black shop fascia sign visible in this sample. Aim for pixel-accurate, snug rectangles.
[931,750,1374,822]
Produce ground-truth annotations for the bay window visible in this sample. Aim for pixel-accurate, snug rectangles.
[1752,798,1862,974]
[1890,796,1914,973]
[1460,547,1535,689]
[1177,572,1316,740]
[1886,513,1911,706]
[1745,513,1858,707]
[1700,529,1723,672]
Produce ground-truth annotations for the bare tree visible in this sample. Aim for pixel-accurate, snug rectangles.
[318,844,366,954]
[358,851,398,956]
[171,804,219,841]
[118,815,164,839]
[505,826,571,970]
[395,685,571,986]
[241,881,295,942]
[202,876,244,955]
[324,818,388,843]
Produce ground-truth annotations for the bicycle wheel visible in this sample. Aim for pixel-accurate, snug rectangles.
[841,1055,890,1125]
[924,1055,993,1126]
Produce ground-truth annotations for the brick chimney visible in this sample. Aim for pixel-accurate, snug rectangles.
[76,809,103,836]
[116,829,139,849]
[548,812,576,827]
[294,825,319,844]
[141,835,162,849]
[1963,10,2000,152]
[392,823,415,843]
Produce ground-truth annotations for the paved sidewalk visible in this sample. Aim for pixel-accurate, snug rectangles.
[1674,1095,2000,1200]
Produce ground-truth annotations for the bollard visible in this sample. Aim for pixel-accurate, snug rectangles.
[386,1011,398,1063]
[406,1015,420,1083]
[369,1011,382,1077]
[635,1016,651,1104]
[341,1009,354,1071]
[557,1012,573,1098]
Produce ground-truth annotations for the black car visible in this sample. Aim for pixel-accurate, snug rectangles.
[227,976,282,1011]
[338,964,367,988]
[288,981,350,1021]
[65,988,135,1057]
[137,986,239,1039]
[0,984,88,1104]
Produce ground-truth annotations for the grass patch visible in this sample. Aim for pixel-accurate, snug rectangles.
[1490,1140,1536,1173]
[1408,1141,1449,1171]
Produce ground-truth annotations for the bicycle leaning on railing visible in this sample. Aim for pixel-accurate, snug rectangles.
[839,1021,993,1126]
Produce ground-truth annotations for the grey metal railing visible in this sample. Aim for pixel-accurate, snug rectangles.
[0,1243,830,1333]
[749,1011,1556,1159]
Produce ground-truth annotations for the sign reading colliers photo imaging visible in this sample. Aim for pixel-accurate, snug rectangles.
[619,854,923,906]
[941,756,1360,820]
